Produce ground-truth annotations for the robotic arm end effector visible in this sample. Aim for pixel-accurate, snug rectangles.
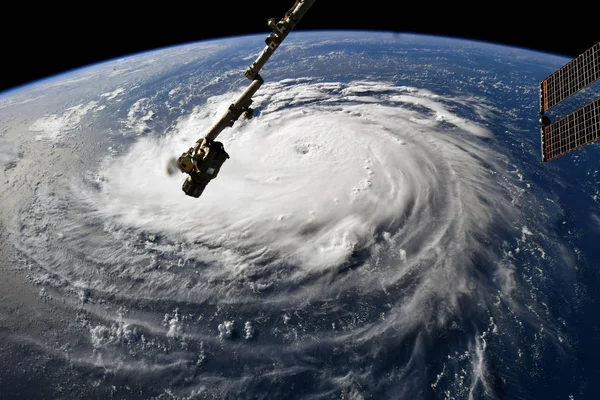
[176,138,230,198]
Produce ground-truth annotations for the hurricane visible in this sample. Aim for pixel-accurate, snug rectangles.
[6,70,573,400]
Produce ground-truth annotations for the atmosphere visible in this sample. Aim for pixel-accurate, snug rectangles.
[1,1,597,93]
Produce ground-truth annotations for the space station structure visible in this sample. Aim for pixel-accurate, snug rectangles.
[175,0,317,198]
[539,42,600,161]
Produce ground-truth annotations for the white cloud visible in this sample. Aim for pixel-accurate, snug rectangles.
[101,87,125,100]
[0,141,21,168]
[123,98,155,135]
[29,101,100,143]
[93,79,508,278]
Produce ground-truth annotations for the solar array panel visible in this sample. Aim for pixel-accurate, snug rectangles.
[540,42,600,161]
[542,97,600,161]
[540,42,599,113]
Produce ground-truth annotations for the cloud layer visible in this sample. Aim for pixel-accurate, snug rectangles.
[13,78,531,399]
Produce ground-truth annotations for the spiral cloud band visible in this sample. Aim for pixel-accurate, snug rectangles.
[14,78,530,398]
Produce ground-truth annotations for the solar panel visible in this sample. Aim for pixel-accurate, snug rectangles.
[540,42,600,113]
[539,42,600,161]
[541,97,600,161]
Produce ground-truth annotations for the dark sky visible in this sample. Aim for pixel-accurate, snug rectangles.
[2,2,598,94]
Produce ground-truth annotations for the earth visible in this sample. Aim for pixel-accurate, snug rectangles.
[1,31,599,400]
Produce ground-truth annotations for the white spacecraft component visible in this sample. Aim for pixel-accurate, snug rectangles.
[175,0,317,198]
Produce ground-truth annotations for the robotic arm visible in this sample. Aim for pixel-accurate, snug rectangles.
[245,0,318,81]
[175,0,317,198]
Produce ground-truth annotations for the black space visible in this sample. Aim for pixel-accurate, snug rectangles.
[2,2,598,93]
